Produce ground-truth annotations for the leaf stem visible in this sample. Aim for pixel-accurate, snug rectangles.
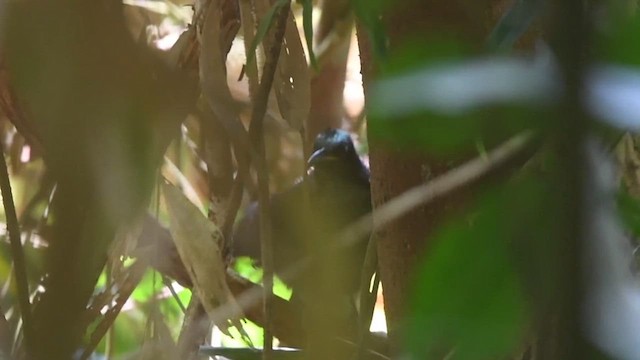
[0,144,33,356]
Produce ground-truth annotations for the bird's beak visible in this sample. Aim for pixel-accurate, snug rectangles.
[307,148,338,168]
[307,148,326,168]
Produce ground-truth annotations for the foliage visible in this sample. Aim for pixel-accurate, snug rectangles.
[0,0,640,360]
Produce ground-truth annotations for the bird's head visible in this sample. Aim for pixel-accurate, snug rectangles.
[306,128,370,184]
[307,129,358,169]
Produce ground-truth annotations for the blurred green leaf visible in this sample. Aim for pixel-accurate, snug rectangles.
[234,257,292,300]
[352,0,387,59]
[597,15,640,67]
[89,307,146,356]
[369,50,556,154]
[407,179,542,359]
[132,269,162,303]
[380,36,470,76]
[157,287,190,338]
[617,190,640,238]
[369,104,541,155]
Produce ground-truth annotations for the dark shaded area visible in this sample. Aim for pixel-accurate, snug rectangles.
[2,1,198,357]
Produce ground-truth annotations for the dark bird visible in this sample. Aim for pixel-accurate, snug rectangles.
[232,128,371,311]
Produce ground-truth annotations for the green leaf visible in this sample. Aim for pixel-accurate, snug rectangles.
[618,190,640,238]
[234,257,293,300]
[246,0,290,68]
[352,0,387,59]
[89,307,146,356]
[369,104,541,156]
[300,0,317,68]
[380,36,471,76]
[407,179,544,359]
[131,269,163,302]
[368,46,552,155]
[596,12,640,67]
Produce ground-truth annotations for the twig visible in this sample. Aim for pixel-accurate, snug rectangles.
[335,130,535,250]
[80,260,147,360]
[0,302,13,357]
[105,263,115,360]
[221,177,245,241]
[247,3,291,359]
[0,141,33,355]
[177,296,210,360]
[239,0,260,100]
[163,276,187,314]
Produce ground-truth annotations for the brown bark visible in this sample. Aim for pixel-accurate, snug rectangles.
[307,54,348,144]
[359,0,513,352]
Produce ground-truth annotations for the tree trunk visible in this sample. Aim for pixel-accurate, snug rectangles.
[306,0,353,145]
[359,0,507,352]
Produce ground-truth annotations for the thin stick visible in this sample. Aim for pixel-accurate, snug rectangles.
[163,276,187,314]
[239,0,260,99]
[80,260,147,360]
[0,144,33,355]
[247,3,291,358]
[336,130,535,249]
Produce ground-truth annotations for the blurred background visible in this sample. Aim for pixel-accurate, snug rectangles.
[1,0,640,359]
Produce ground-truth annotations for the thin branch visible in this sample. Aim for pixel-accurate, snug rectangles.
[239,0,260,100]
[0,142,33,355]
[0,302,13,357]
[549,0,591,357]
[163,276,187,314]
[336,130,535,250]
[80,260,147,360]
[177,295,210,360]
[247,2,291,358]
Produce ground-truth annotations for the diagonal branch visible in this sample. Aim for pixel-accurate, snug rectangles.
[79,260,147,360]
[336,130,536,249]
[0,139,33,356]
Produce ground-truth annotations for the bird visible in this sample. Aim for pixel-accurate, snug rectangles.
[231,128,371,310]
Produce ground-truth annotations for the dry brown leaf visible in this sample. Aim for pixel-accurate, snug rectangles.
[617,133,640,198]
[167,25,199,70]
[274,12,310,131]
[162,182,244,334]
